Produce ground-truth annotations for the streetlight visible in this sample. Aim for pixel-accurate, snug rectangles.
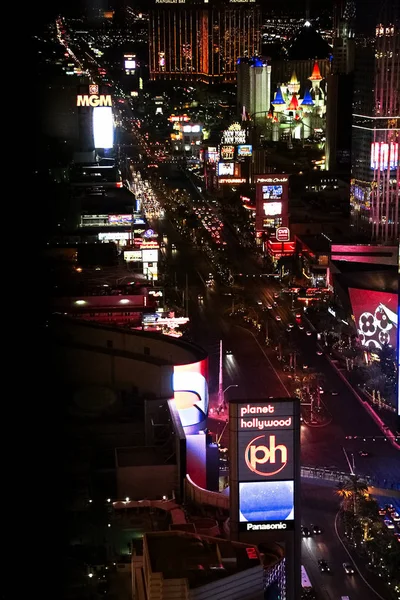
[218,384,239,412]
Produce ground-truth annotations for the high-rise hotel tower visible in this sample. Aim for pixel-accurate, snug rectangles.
[149,0,261,83]
[351,1,399,242]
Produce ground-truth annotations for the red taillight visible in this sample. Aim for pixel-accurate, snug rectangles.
[116,182,123,188]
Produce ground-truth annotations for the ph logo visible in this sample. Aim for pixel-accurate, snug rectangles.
[245,435,288,476]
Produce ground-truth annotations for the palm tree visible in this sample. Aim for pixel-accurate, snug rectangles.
[336,475,369,516]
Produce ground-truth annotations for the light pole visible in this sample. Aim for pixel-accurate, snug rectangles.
[218,384,239,412]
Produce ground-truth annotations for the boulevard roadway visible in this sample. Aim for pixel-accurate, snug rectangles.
[155,218,397,600]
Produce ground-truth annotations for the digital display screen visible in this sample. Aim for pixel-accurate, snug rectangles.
[239,480,294,527]
[220,145,235,160]
[237,145,253,157]
[218,162,234,176]
[237,401,296,532]
[108,214,132,225]
[92,107,114,149]
[124,59,136,69]
[263,202,282,216]
[262,185,283,199]
[348,288,398,351]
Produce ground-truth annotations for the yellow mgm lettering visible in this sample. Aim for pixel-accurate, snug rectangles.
[77,94,112,107]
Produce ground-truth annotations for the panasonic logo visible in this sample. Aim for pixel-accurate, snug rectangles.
[247,522,287,531]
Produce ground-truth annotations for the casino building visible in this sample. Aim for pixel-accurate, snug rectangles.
[149,0,261,83]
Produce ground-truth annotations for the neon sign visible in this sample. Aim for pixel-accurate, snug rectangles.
[370,142,398,170]
[219,177,246,184]
[77,95,112,107]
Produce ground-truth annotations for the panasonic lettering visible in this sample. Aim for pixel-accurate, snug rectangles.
[246,522,287,531]
[77,94,112,107]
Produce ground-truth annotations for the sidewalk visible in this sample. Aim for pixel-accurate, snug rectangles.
[303,314,400,451]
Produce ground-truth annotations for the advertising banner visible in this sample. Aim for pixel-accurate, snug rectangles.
[237,145,253,157]
[255,174,289,231]
[218,162,234,176]
[232,400,297,533]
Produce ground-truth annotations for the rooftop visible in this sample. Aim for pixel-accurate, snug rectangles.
[145,531,262,589]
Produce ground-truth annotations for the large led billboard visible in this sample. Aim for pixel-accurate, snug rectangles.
[237,145,253,157]
[235,401,296,532]
[263,202,282,216]
[218,162,234,176]
[108,214,132,225]
[262,185,283,200]
[255,175,289,231]
[348,288,398,351]
[93,106,114,149]
[370,142,398,170]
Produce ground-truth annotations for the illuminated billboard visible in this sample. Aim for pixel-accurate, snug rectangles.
[231,400,298,533]
[220,145,235,160]
[93,107,114,149]
[173,359,209,427]
[237,145,253,157]
[263,202,282,216]
[263,185,283,200]
[349,288,398,351]
[255,174,289,231]
[124,55,136,70]
[108,214,132,225]
[218,162,234,176]
[222,123,247,145]
[370,142,398,170]
[219,177,246,185]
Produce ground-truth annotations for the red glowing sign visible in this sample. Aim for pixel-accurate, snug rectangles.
[349,288,398,350]
[245,547,258,560]
[276,227,290,241]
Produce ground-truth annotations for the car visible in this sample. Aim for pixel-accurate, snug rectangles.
[171,243,176,249]
[331,390,338,396]
[306,331,312,336]
[386,504,395,512]
[358,450,369,457]
[312,524,322,534]
[301,526,311,537]
[392,512,400,522]
[267,304,273,310]
[295,313,302,319]
[394,532,400,542]
[273,292,280,299]
[298,325,304,330]
[288,323,294,329]
[343,562,355,575]
[257,301,263,305]
[303,364,309,370]
[318,559,330,573]
[225,349,233,356]
[198,294,203,301]
[383,519,395,529]
[316,350,323,355]
[276,315,282,321]
[379,507,387,516]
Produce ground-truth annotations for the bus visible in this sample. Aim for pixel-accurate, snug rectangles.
[301,565,316,599]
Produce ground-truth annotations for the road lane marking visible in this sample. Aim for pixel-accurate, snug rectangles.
[237,325,291,397]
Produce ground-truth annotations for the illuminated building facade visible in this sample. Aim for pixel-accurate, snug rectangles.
[237,56,271,123]
[351,2,399,242]
[325,0,355,173]
[149,0,261,83]
[266,62,327,144]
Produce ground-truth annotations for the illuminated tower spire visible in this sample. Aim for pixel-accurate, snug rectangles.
[287,71,300,95]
